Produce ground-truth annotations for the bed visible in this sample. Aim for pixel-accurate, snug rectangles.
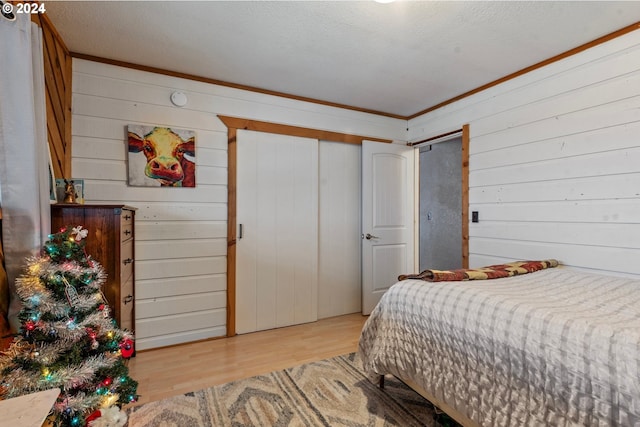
[358,264,640,426]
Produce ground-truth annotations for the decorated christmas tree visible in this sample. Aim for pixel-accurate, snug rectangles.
[0,226,138,427]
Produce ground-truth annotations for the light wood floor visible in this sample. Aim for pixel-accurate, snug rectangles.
[127,313,368,406]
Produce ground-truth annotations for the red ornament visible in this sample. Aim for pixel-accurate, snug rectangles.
[85,409,101,426]
[102,377,112,386]
[25,320,36,331]
[98,304,105,311]
[119,339,134,359]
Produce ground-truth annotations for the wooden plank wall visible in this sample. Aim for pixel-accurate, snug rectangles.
[71,58,406,350]
[33,13,72,179]
[408,29,640,277]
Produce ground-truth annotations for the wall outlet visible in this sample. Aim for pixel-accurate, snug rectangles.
[472,211,479,223]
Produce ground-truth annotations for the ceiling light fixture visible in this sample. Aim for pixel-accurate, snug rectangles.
[374,0,396,3]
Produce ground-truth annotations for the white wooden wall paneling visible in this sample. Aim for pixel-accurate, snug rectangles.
[465,47,640,139]
[468,254,640,279]
[135,325,227,350]
[73,136,227,179]
[471,146,640,186]
[136,239,226,260]
[409,30,640,277]
[72,57,404,349]
[72,159,125,180]
[135,310,226,341]
[74,159,226,185]
[472,121,640,170]
[73,63,407,140]
[472,199,640,224]
[133,203,227,222]
[470,174,640,204]
[470,95,640,154]
[136,222,226,240]
[73,116,229,149]
[470,222,640,249]
[73,93,226,132]
[136,275,226,299]
[196,148,228,167]
[469,239,640,275]
[136,292,226,318]
[85,183,226,203]
[408,33,640,139]
[73,136,125,160]
[471,68,640,139]
[137,257,226,280]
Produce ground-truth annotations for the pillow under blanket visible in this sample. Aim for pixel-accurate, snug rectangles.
[398,259,559,282]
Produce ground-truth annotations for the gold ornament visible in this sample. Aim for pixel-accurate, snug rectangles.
[62,179,77,204]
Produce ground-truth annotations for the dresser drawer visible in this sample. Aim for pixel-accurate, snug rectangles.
[121,239,134,282]
[120,210,134,242]
[120,277,134,331]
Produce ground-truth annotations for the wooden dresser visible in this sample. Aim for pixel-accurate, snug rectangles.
[51,204,136,333]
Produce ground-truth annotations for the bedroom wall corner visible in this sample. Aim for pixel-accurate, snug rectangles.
[408,29,640,277]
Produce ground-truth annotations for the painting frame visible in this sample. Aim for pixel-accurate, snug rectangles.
[55,178,84,204]
[48,146,57,204]
[126,124,197,188]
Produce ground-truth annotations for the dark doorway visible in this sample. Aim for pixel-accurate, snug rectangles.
[419,137,463,270]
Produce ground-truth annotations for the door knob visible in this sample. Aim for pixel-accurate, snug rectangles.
[365,233,379,240]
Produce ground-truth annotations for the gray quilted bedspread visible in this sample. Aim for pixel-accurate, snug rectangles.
[358,268,640,426]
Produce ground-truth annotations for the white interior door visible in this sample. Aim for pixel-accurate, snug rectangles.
[236,130,319,334]
[362,141,415,314]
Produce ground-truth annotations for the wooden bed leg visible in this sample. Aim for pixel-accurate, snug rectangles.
[379,375,385,389]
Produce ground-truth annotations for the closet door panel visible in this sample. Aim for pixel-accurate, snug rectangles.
[236,130,318,334]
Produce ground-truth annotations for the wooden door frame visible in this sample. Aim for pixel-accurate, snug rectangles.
[218,115,392,337]
[461,124,470,269]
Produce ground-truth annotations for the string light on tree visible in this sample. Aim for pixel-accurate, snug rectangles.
[0,226,138,427]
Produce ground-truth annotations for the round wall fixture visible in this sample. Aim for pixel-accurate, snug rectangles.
[170,91,188,107]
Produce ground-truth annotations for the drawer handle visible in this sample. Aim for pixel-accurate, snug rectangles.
[124,215,131,220]
[123,295,133,304]
[124,230,132,235]
[123,258,133,265]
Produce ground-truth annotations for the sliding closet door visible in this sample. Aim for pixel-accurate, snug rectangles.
[318,141,361,318]
[236,130,319,334]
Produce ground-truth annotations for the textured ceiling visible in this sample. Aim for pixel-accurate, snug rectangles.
[45,1,640,118]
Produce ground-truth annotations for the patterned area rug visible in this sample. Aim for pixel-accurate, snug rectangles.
[126,352,453,426]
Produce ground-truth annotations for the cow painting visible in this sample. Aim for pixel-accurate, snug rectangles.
[127,125,196,187]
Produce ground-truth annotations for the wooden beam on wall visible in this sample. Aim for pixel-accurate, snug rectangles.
[218,116,393,145]
[461,124,470,269]
[226,128,237,337]
[33,12,72,179]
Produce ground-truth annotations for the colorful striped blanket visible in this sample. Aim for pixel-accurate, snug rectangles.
[398,259,559,282]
